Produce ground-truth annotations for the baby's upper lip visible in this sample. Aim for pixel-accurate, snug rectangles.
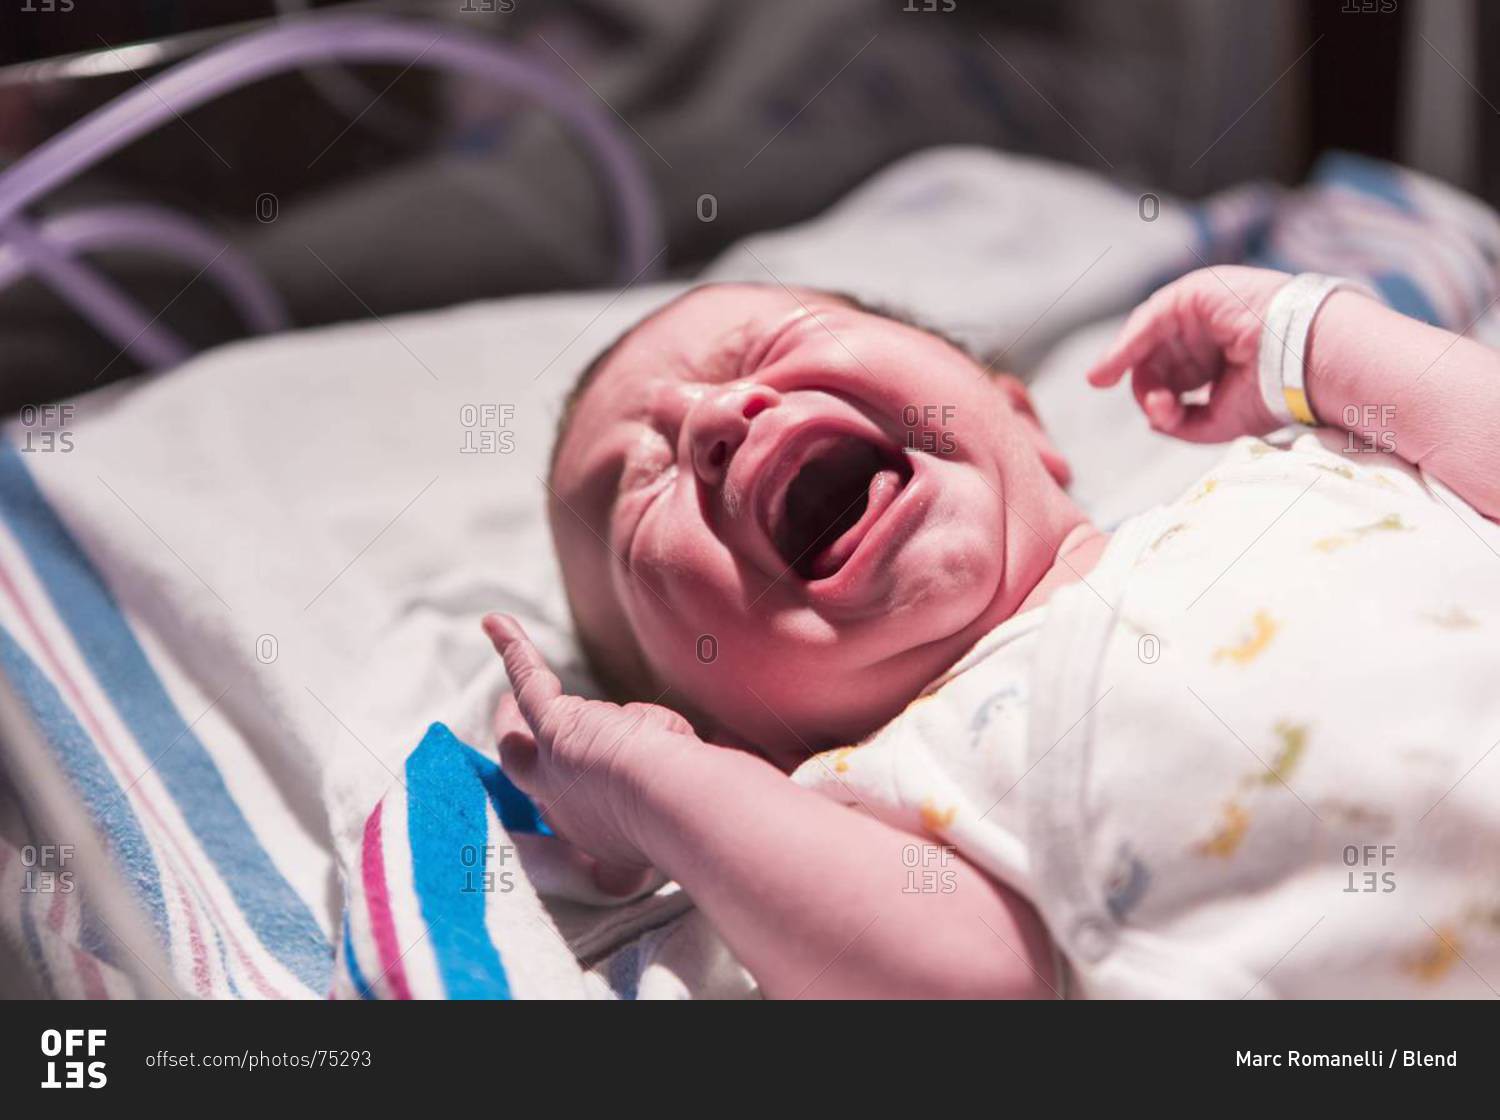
[757,426,839,558]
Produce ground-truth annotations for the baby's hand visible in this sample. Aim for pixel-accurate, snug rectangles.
[482,613,700,895]
[1086,266,1293,442]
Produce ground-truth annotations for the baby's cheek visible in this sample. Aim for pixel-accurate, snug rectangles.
[626,567,747,686]
[898,523,998,615]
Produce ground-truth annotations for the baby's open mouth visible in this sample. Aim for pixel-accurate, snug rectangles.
[771,434,911,579]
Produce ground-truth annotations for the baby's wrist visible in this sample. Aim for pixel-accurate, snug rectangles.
[627,737,774,867]
[1305,289,1399,430]
[617,730,716,860]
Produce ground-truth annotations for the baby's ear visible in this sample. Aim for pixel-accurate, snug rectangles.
[997,375,1072,489]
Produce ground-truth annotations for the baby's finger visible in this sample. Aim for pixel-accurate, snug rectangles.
[532,839,659,903]
[1127,352,1170,418]
[1086,287,1177,387]
[1144,387,1186,431]
[494,692,539,781]
[482,614,562,732]
[1085,328,1157,388]
[493,690,534,746]
[590,859,657,899]
[1169,377,1278,445]
[1157,400,1253,446]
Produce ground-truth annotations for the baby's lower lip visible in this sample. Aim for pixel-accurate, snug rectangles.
[805,466,905,579]
[803,454,923,602]
[767,433,912,581]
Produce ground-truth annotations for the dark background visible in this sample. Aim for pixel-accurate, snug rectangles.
[0,0,1492,408]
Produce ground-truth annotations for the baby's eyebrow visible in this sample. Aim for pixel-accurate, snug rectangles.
[694,321,760,382]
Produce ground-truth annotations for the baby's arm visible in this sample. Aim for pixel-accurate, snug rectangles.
[485,615,1055,1000]
[1088,266,1500,518]
[1307,291,1500,518]
[635,737,1055,999]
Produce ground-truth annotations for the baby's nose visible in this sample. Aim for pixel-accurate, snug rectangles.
[686,383,779,487]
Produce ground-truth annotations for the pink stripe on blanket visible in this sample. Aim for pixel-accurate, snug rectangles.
[46,888,108,999]
[173,880,214,995]
[361,799,413,1000]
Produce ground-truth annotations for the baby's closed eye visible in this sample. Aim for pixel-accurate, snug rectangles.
[619,427,675,494]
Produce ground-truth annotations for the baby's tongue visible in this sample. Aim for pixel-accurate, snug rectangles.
[808,468,902,580]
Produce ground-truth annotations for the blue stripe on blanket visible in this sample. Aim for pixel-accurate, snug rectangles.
[1311,150,1415,214]
[0,443,331,992]
[342,917,375,1000]
[20,891,56,998]
[405,722,518,999]
[0,624,169,940]
[77,901,111,961]
[482,753,553,837]
[1371,272,1441,327]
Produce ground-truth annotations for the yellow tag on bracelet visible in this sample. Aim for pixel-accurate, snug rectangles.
[1259,274,1374,429]
[1282,386,1317,426]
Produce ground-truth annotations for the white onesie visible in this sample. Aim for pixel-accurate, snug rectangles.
[792,433,1500,998]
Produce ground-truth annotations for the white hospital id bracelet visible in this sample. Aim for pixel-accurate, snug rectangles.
[1256,273,1376,427]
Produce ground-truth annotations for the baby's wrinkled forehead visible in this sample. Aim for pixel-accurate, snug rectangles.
[598,283,838,385]
[554,284,851,476]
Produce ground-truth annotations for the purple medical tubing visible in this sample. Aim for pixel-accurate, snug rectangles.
[0,15,661,369]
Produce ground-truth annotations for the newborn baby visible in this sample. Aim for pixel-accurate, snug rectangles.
[485,269,1500,998]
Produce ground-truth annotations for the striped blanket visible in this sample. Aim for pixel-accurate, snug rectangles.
[0,441,330,997]
[2,148,1496,999]
[0,436,719,999]
[0,456,709,998]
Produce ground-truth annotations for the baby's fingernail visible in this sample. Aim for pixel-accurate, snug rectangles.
[481,613,517,643]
